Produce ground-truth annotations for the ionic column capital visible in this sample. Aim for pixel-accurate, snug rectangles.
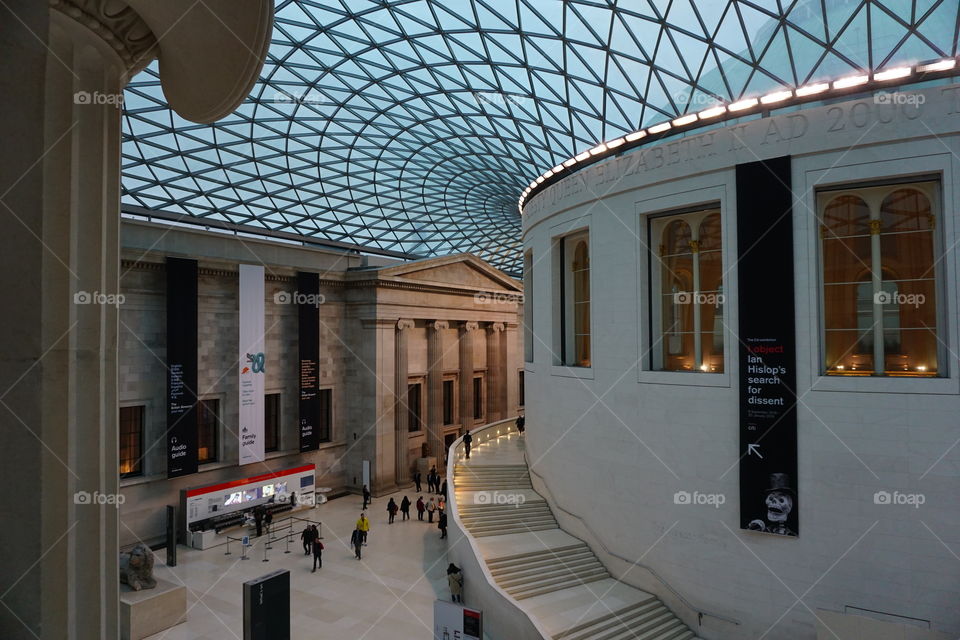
[430,320,449,331]
[396,318,415,331]
[50,0,158,75]
[461,321,479,333]
[487,322,505,333]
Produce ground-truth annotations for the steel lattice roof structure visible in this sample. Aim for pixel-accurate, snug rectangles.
[121,0,960,274]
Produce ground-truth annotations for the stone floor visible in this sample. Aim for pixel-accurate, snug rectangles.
[145,486,460,640]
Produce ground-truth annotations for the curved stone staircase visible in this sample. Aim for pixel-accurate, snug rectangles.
[453,436,702,640]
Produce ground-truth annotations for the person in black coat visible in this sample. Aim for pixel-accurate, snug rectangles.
[464,430,473,458]
[387,498,398,524]
[438,511,448,539]
[253,505,264,537]
[311,538,324,572]
[350,528,363,560]
[400,496,411,521]
[413,471,422,492]
[440,480,447,499]
[362,484,371,510]
[516,414,525,435]
[300,524,313,555]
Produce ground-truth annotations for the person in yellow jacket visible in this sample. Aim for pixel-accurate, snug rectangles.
[356,512,370,545]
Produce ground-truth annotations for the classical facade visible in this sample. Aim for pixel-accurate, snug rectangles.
[117,219,523,544]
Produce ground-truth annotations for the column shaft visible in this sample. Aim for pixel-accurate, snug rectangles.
[426,320,447,462]
[459,322,478,438]
[394,319,414,484]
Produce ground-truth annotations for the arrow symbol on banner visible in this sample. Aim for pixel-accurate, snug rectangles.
[747,443,763,458]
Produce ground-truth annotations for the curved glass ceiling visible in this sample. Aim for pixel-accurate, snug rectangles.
[121,0,959,274]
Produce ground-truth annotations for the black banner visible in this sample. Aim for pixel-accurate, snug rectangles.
[166,257,199,478]
[243,569,290,640]
[298,272,320,452]
[736,156,799,537]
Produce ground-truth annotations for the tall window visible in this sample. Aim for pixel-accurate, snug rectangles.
[119,405,144,478]
[651,209,724,373]
[820,181,939,376]
[472,376,484,420]
[197,399,219,464]
[264,393,280,452]
[523,250,533,362]
[407,382,423,432]
[319,388,332,442]
[518,370,525,407]
[558,232,591,366]
[442,379,454,425]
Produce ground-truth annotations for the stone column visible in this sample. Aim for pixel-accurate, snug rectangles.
[0,3,269,638]
[486,323,505,421]
[394,319,414,484]
[426,320,448,461]
[459,321,479,436]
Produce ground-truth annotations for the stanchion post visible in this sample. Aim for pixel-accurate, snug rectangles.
[284,530,291,554]
[262,540,269,562]
[224,536,232,556]
[241,539,249,561]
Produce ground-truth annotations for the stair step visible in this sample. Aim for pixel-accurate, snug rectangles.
[505,566,609,595]
[563,602,677,640]
[473,523,559,537]
[486,543,587,565]
[553,598,659,639]
[497,559,605,588]
[510,571,609,600]
[490,550,596,577]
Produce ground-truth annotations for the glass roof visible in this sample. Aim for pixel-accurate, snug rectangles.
[121,0,959,274]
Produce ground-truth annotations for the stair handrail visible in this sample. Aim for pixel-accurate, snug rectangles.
[523,458,740,628]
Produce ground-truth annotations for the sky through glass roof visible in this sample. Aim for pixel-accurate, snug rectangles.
[121,0,960,274]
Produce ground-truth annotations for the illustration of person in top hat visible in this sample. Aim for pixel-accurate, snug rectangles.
[747,472,797,536]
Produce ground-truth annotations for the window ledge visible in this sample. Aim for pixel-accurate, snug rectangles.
[551,365,595,380]
[811,374,958,395]
[638,369,731,387]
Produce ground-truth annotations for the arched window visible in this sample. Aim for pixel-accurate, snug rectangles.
[652,209,723,373]
[558,231,591,367]
[820,183,938,376]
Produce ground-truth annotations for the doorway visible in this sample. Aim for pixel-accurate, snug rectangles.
[443,433,458,467]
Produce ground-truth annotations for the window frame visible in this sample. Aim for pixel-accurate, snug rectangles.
[648,206,725,375]
[264,392,281,452]
[472,374,484,421]
[196,397,220,465]
[318,387,332,443]
[119,404,145,478]
[816,178,944,378]
[442,377,456,426]
[407,380,424,432]
[552,227,592,369]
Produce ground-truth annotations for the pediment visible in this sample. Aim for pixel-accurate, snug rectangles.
[373,254,521,292]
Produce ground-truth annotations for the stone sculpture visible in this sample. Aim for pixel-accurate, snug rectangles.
[119,543,157,591]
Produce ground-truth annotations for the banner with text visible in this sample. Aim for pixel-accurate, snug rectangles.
[736,156,799,537]
[239,264,266,465]
[298,271,320,452]
[166,257,199,478]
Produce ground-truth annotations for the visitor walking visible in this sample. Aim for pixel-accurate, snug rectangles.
[400,496,411,521]
[440,480,447,500]
[427,497,437,523]
[356,512,370,545]
[427,467,436,493]
[447,564,463,603]
[416,496,425,521]
[253,505,264,537]
[264,510,273,536]
[350,528,363,560]
[311,537,324,572]
[413,471,422,492]
[464,430,473,459]
[438,510,448,539]
[362,484,371,510]
[300,523,313,555]
[516,413,525,435]
[387,498,398,524]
